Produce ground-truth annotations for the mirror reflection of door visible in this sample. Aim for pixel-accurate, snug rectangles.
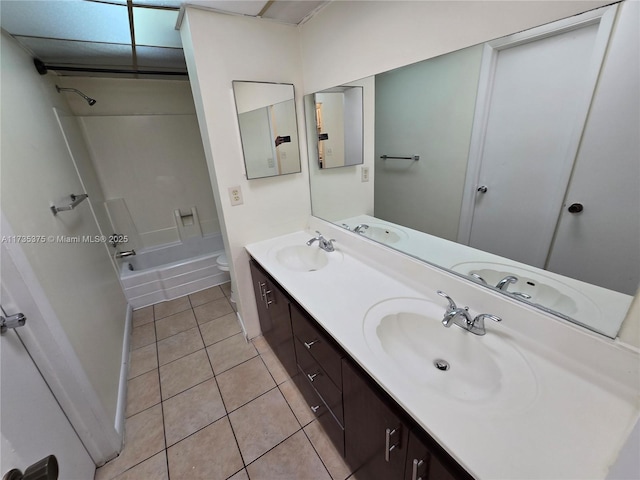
[461,20,607,268]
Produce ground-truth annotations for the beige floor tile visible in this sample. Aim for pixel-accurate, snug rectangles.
[260,349,291,385]
[159,349,213,400]
[130,322,156,350]
[305,420,353,480]
[229,388,300,464]
[216,357,276,412]
[188,286,225,307]
[125,369,160,418]
[220,282,232,298]
[193,297,234,325]
[132,306,154,328]
[246,430,331,480]
[157,327,204,366]
[227,469,249,480]
[251,335,272,355]
[279,375,317,427]
[206,333,257,375]
[163,378,227,446]
[167,417,243,480]
[155,309,197,341]
[128,343,158,380]
[111,451,168,480]
[154,296,191,320]
[199,312,242,346]
[94,405,165,479]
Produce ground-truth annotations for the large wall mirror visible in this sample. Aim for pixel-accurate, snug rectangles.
[304,86,364,168]
[233,81,302,179]
[308,2,639,338]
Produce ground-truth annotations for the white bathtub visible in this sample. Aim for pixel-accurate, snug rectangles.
[119,234,230,309]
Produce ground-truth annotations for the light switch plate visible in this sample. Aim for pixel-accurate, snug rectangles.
[228,186,243,206]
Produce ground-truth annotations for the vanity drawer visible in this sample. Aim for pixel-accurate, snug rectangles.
[291,304,343,388]
[294,367,345,457]
[295,337,344,425]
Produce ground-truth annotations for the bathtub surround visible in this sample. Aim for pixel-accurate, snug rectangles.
[61,77,221,249]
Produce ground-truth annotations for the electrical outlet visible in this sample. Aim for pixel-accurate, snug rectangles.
[361,166,370,182]
[228,186,243,206]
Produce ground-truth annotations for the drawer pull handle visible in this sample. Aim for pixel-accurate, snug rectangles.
[385,427,400,462]
[307,372,320,382]
[310,405,321,413]
[304,340,319,349]
[412,459,425,480]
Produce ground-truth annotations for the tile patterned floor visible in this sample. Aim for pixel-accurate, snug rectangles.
[95,283,355,480]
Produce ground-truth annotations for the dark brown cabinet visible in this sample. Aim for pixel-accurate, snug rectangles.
[343,359,409,480]
[249,257,470,480]
[249,259,296,377]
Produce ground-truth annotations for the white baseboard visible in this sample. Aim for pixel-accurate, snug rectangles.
[114,304,133,444]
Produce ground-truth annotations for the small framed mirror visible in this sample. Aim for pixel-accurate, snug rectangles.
[232,81,302,179]
[305,86,364,169]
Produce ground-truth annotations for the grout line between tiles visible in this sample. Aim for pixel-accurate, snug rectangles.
[300,423,338,480]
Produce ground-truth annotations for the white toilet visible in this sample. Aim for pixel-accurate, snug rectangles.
[216,253,236,303]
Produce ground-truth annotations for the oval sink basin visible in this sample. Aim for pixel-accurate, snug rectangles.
[273,245,343,272]
[363,298,538,414]
[359,224,408,245]
[450,261,600,319]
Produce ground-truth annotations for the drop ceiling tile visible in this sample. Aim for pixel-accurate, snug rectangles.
[132,0,182,7]
[136,46,187,70]
[1,0,131,44]
[16,37,133,67]
[134,7,182,48]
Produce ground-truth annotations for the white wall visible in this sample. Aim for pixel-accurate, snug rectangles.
[180,9,310,338]
[1,33,127,429]
[300,0,614,93]
[374,44,483,241]
[61,78,220,248]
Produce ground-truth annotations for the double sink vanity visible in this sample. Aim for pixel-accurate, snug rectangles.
[246,219,639,480]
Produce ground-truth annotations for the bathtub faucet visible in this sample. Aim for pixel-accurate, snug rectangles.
[115,250,136,259]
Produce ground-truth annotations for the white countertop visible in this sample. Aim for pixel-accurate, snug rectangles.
[245,224,639,479]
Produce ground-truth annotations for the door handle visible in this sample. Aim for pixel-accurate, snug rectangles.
[568,203,584,213]
[477,185,488,193]
[0,305,26,335]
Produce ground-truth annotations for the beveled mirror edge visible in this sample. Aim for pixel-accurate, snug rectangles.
[232,80,302,180]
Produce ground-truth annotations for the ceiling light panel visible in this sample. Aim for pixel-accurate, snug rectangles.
[133,7,182,48]
[0,1,131,44]
[132,0,182,7]
[136,46,187,69]
[15,37,134,67]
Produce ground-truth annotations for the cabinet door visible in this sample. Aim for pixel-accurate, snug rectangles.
[343,360,408,480]
[405,430,472,480]
[249,260,297,377]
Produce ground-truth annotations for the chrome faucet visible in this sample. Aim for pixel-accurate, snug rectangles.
[115,250,136,259]
[306,231,336,252]
[353,224,369,234]
[495,275,518,291]
[436,290,502,336]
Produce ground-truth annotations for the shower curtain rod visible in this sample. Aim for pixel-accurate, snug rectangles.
[34,59,188,77]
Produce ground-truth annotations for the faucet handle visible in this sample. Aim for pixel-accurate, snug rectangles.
[436,291,457,311]
[475,313,502,323]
